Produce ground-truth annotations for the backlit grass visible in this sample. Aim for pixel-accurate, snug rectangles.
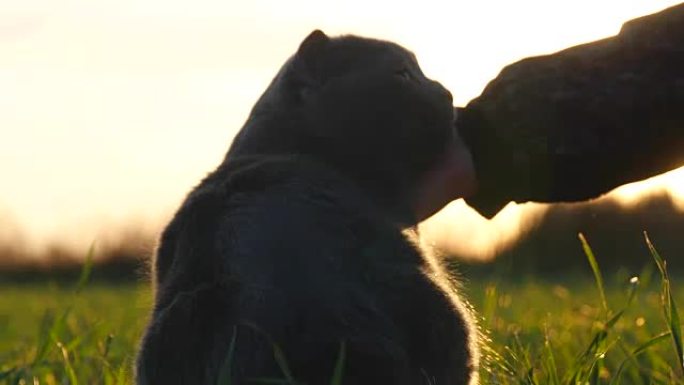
[1,234,683,384]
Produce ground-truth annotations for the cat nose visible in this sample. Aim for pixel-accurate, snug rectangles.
[435,82,453,103]
[444,88,453,103]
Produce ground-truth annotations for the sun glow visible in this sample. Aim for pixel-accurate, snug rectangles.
[421,200,547,261]
[1,0,682,258]
[611,167,684,210]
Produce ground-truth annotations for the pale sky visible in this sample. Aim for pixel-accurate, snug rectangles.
[2,0,683,256]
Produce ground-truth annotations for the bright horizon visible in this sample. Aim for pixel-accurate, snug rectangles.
[2,0,683,258]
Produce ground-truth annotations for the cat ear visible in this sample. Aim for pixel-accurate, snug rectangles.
[293,30,329,100]
[297,29,329,60]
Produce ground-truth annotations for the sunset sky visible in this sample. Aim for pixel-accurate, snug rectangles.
[2,0,683,257]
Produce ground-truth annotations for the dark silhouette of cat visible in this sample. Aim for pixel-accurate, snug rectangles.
[136,30,479,385]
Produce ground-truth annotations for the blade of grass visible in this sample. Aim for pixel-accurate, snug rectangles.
[329,341,346,385]
[248,379,296,384]
[564,325,607,384]
[0,368,17,381]
[579,233,608,314]
[33,308,72,366]
[101,334,114,359]
[610,332,671,385]
[240,322,297,384]
[272,343,295,384]
[626,276,640,306]
[512,334,537,385]
[75,243,96,293]
[583,340,617,385]
[482,285,498,330]
[115,363,128,385]
[32,310,56,366]
[57,341,79,385]
[644,232,684,375]
[542,323,559,385]
[565,234,619,384]
[587,355,601,385]
[216,326,238,385]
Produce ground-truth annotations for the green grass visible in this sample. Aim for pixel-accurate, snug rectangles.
[0,283,151,384]
[1,236,683,384]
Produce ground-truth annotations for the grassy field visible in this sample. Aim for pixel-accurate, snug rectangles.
[1,238,683,384]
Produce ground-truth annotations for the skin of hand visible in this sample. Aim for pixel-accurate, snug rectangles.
[413,130,478,222]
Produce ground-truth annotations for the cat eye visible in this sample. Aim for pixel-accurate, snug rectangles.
[396,69,414,81]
